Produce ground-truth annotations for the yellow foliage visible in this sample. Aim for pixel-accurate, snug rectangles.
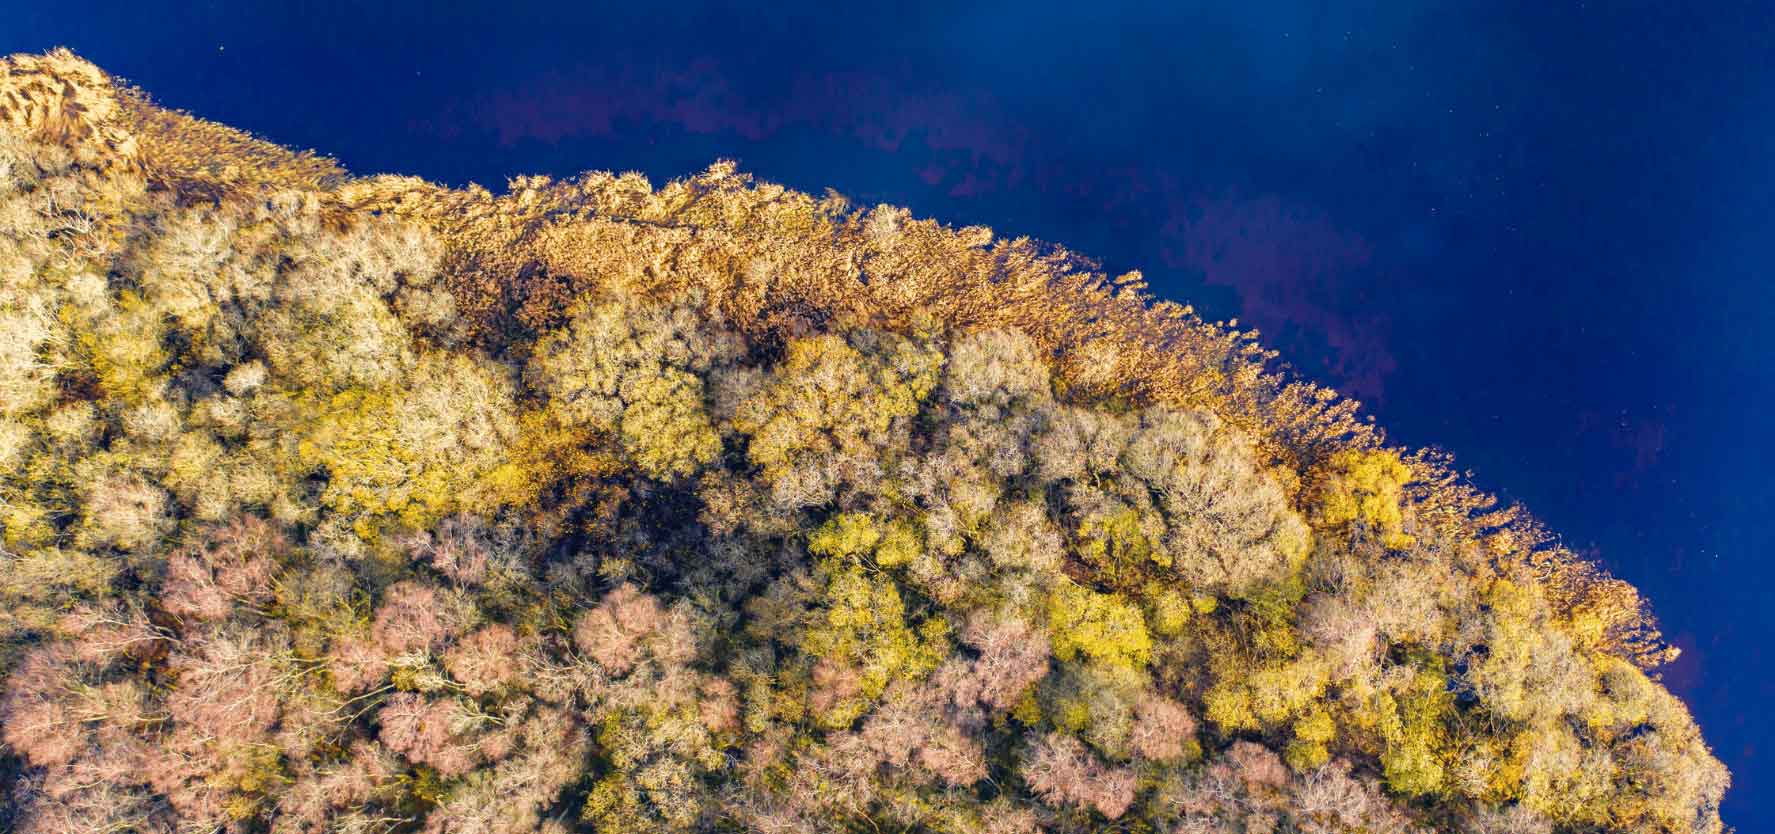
[733,333,939,501]
[1314,449,1415,549]
[1012,688,1043,725]
[1047,581,1152,670]
[807,513,923,570]
[0,496,54,548]
[1248,656,1330,724]
[618,367,722,479]
[69,290,168,406]
[1203,649,1328,733]
[1377,666,1454,797]
[803,563,948,726]
[807,513,881,558]
[1286,708,1336,771]
[1077,507,1159,588]
[290,353,519,535]
[1203,684,1258,732]
[874,519,921,568]
[1145,586,1192,638]
[530,297,731,480]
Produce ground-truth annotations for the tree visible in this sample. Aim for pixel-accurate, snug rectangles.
[1021,732,1137,820]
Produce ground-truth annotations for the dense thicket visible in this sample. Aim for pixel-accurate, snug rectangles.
[0,50,1728,834]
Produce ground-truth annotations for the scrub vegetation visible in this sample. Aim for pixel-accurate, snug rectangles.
[0,50,1728,834]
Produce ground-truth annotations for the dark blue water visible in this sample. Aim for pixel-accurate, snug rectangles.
[11,2,1773,826]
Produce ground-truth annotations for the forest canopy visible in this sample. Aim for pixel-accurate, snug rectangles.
[0,50,1729,834]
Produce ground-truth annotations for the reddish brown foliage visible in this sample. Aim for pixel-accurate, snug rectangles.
[572,583,665,674]
[1022,732,1138,819]
[377,692,480,777]
[372,580,463,655]
[443,623,521,695]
